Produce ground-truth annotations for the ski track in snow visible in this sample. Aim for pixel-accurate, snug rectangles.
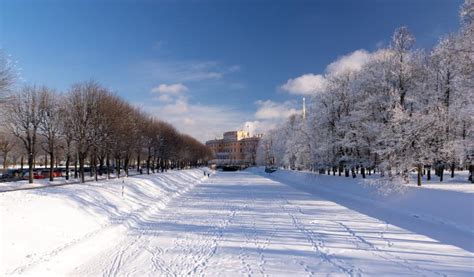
[15,170,474,276]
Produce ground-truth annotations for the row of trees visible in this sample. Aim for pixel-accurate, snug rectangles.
[258,1,473,185]
[0,79,212,184]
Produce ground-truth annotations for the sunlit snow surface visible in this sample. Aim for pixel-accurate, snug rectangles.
[1,169,473,276]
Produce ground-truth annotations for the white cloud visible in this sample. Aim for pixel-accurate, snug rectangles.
[136,98,249,142]
[238,100,302,137]
[157,94,172,102]
[135,98,302,142]
[254,100,300,120]
[151,83,188,94]
[326,49,371,75]
[280,73,327,95]
[280,49,372,96]
[161,98,189,114]
[241,120,276,136]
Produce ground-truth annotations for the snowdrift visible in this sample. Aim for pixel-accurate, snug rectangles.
[0,169,208,275]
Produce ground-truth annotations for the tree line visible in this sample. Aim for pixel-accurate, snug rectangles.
[0,76,212,184]
[258,1,473,185]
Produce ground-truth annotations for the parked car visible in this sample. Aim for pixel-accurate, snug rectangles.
[23,170,45,180]
[0,169,24,180]
[59,168,75,177]
[41,170,62,178]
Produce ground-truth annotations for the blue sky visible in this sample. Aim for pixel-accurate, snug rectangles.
[0,0,463,141]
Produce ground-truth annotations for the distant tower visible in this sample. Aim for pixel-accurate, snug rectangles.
[302,97,306,120]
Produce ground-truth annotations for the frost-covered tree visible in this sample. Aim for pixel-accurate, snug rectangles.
[264,2,473,185]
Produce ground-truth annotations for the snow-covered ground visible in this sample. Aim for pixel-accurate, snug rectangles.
[1,168,473,276]
[251,168,474,253]
[0,169,208,275]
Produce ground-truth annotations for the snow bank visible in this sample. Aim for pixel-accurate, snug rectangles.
[0,169,208,275]
[250,167,474,252]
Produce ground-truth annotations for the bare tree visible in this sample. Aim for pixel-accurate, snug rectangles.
[59,97,75,180]
[4,86,43,183]
[38,87,62,181]
[67,81,102,183]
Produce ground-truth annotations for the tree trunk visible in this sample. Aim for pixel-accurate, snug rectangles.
[99,155,104,176]
[439,165,444,182]
[469,164,473,183]
[49,151,54,182]
[20,156,24,171]
[417,164,422,187]
[74,158,78,179]
[427,166,431,181]
[116,158,121,178]
[147,156,151,174]
[450,163,455,178]
[345,168,349,177]
[124,157,129,177]
[28,153,34,184]
[351,167,356,178]
[94,154,98,182]
[137,153,141,174]
[361,167,366,179]
[79,153,85,183]
[65,154,70,181]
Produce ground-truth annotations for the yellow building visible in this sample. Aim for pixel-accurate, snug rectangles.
[206,131,262,167]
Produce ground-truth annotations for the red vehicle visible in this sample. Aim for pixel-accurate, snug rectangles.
[41,170,62,178]
[23,170,45,180]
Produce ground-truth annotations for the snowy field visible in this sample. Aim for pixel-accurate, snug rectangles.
[1,168,473,276]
